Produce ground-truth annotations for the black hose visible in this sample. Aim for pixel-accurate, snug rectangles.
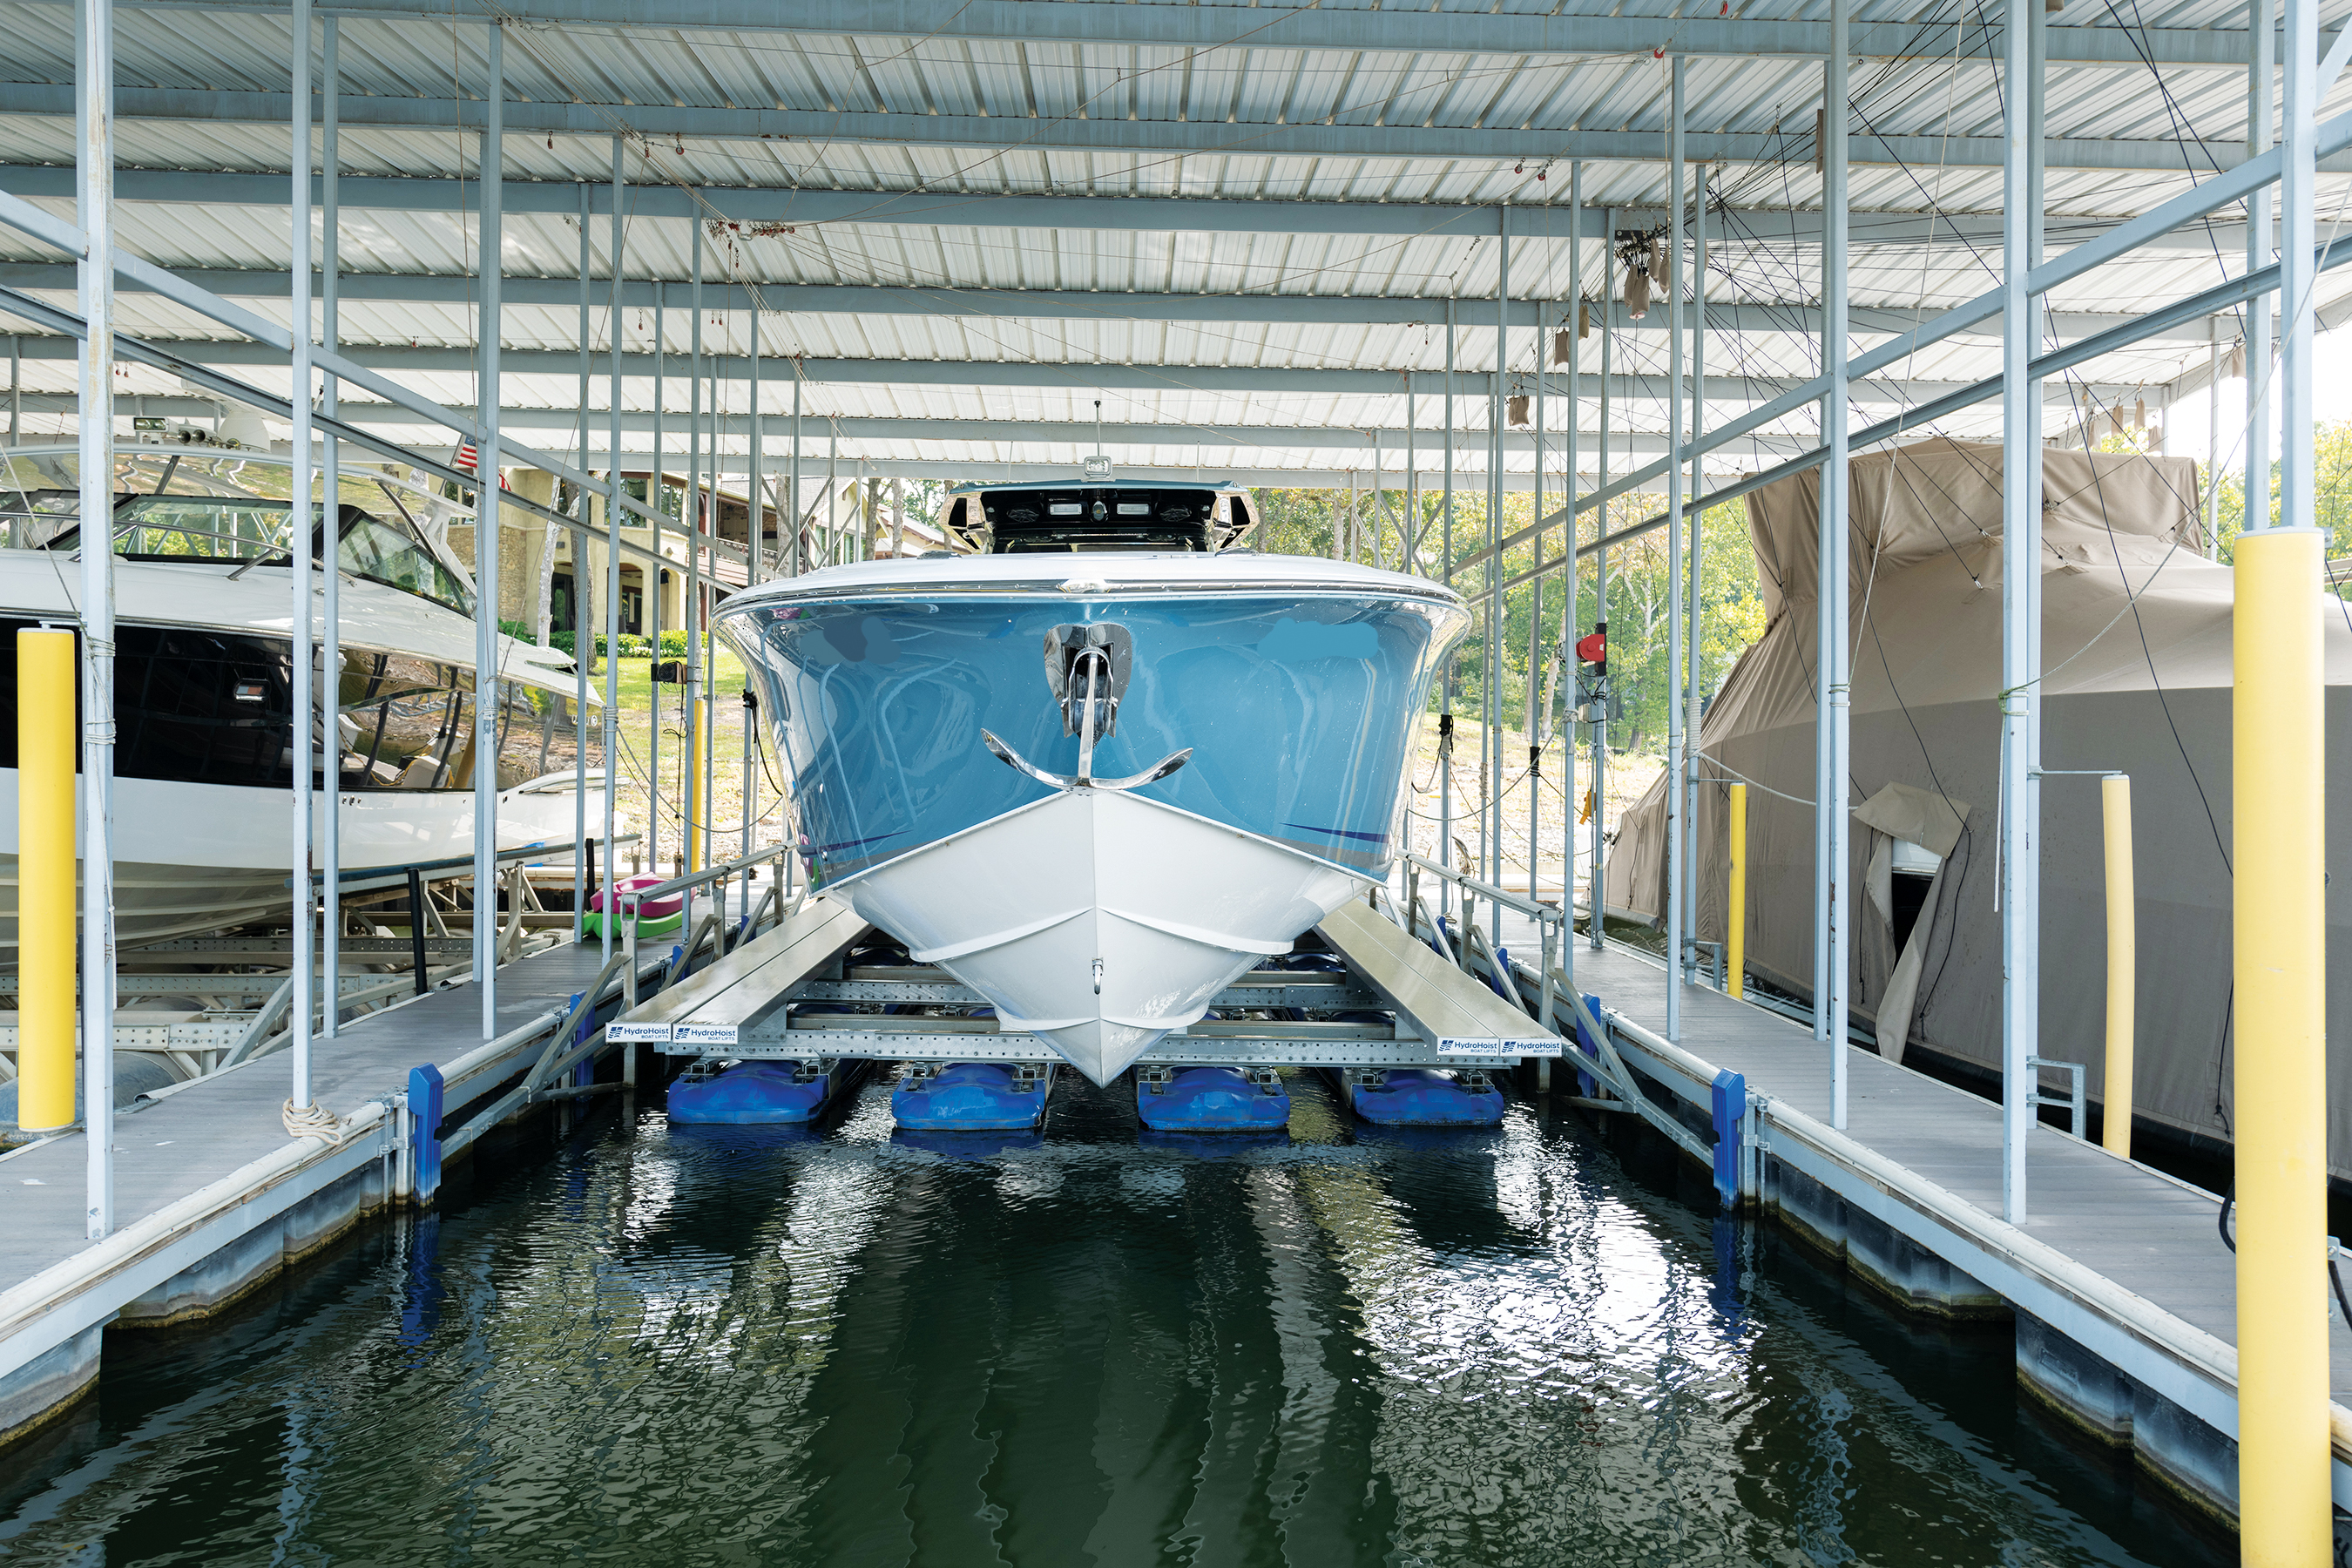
[2220,1181,2352,1333]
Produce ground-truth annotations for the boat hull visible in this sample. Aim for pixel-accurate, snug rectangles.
[0,769,598,961]
[839,787,1364,1084]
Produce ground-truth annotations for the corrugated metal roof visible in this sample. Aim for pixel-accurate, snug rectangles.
[0,0,2342,470]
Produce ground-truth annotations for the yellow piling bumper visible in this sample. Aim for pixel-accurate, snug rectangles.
[2231,526,2330,1565]
[17,627,76,1131]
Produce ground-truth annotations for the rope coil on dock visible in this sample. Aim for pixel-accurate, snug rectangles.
[281,1099,342,1141]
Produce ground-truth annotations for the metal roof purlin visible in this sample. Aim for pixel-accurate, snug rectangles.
[0,0,2272,68]
[0,84,2308,173]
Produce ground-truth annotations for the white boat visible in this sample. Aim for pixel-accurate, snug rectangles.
[0,443,605,959]
[715,478,1466,1084]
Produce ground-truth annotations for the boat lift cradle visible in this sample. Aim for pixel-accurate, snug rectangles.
[610,891,1565,1112]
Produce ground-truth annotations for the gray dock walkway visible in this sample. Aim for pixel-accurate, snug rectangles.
[0,936,635,1297]
[1538,929,2352,1518]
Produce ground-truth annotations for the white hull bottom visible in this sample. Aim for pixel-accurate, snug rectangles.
[0,774,599,961]
[839,789,1368,1085]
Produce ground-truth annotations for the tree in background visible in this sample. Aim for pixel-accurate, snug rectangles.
[1250,482,1767,756]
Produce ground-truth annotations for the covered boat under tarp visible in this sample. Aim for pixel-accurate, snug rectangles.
[1603,436,2352,1180]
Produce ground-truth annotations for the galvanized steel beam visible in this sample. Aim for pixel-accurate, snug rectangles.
[5,0,2268,66]
[0,84,2296,172]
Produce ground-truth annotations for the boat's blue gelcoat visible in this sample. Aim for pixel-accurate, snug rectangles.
[1135,1066,1292,1133]
[891,1062,1053,1131]
[717,583,1463,886]
[667,1059,870,1125]
[1326,1066,1505,1128]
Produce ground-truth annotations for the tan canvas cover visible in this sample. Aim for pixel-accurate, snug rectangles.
[1605,436,2352,1178]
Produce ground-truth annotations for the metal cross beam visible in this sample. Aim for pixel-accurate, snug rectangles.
[4,0,2262,67]
[0,261,2236,342]
[0,166,2273,255]
[0,334,2171,403]
[0,84,2293,172]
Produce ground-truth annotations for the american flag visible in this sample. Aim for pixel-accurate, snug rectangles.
[454,438,478,474]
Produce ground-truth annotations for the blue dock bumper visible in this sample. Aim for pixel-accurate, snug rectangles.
[891,1063,1055,1132]
[667,1059,868,1125]
[1328,1066,1504,1127]
[1135,1065,1291,1132]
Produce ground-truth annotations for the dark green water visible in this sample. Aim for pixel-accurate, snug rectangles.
[0,1074,2223,1567]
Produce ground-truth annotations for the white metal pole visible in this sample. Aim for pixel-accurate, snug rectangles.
[1440,303,1455,923]
[320,14,342,1035]
[750,308,763,582]
[473,21,503,1037]
[2207,332,2222,559]
[687,224,704,880]
[602,134,622,956]
[1824,3,1854,1128]
[1998,0,2042,1218]
[648,281,663,877]
[289,0,317,1103]
[1664,62,1687,1040]
[2248,0,2276,532]
[1563,160,1580,980]
[1490,203,1508,950]
[1683,161,1707,985]
[76,0,118,1237]
[1591,224,1611,952]
[572,186,591,942]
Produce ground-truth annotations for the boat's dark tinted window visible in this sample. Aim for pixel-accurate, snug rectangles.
[0,624,585,791]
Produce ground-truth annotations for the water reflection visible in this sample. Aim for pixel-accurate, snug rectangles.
[0,1071,2222,1567]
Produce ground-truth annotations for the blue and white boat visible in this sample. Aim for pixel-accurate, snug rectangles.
[713,478,1468,1085]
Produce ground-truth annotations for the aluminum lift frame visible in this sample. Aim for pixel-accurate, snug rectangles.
[613,891,1565,1077]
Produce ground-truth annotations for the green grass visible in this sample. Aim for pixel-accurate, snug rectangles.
[589,647,781,875]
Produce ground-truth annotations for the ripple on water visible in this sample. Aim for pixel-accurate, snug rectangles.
[0,1071,2225,1568]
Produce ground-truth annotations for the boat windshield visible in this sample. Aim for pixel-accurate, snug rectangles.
[40,497,476,618]
[977,486,1220,553]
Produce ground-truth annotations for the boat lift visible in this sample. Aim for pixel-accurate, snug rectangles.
[610,889,1565,1122]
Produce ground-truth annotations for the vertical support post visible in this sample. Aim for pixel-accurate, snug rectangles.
[472,20,504,1039]
[1529,266,1546,909]
[2206,331,2223,559]
[686,224,704,877]
[1562,161,1580,985]
[789,368,802,576]
[6,335,17,444]
[289,0,318,1105]
[572,184,589,944]
[2248,0,2276,534]
[1405,371,1417,571]
[601,134,623,957]
[321,15,343,1032]
[1727,781,1747,999]
[1683,161,1707,983]
[1664,59,1687,1041]
[77,0,117,1235]
[1489,204,1508,950]
[17,630,74,1131]
[1822,0,1853,1127]
[1591,224,1611,953]
[750,306,763,582]
[1440,301,1455,923]
[2099,774,2134,1158]
[1998,0,2043,1214]
[648,281,664,879]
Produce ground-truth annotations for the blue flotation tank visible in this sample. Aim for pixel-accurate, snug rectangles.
[668,1059,861,1125]
[1135,1065,1291,1133]
[892,1062,1052,1132]
[1344,1066,1504,1127]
